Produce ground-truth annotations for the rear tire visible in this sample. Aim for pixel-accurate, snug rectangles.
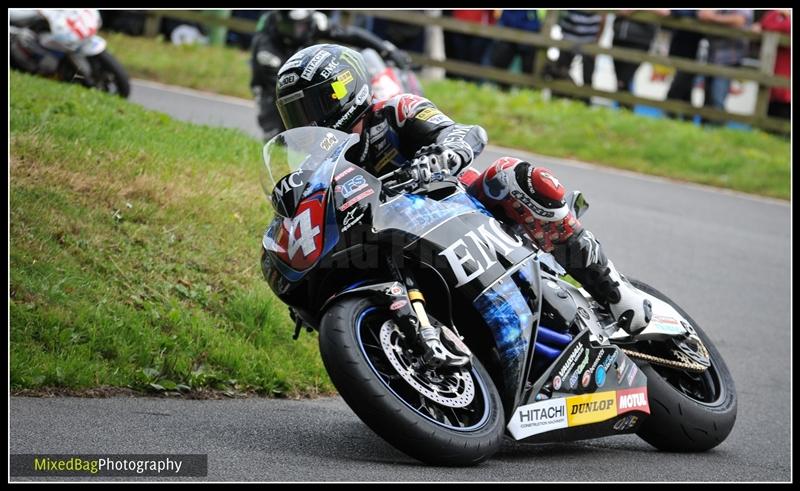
[319,296,505,466]
[88,52,130,98]
[630,279,737,451]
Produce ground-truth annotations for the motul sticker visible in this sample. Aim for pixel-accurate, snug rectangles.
[507,398,568,440]
[566,391,617,427]
[616,387,650,415]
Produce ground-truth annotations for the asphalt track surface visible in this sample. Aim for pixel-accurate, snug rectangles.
[10,80,792,482]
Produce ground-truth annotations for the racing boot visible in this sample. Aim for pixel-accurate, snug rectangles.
[551,229,652,335]
[464,157,652,335]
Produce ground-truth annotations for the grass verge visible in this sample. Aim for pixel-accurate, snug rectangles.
[105,31,790,199]
[10,71,334,398]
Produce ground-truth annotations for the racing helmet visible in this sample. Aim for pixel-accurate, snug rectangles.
[275,43,373,133]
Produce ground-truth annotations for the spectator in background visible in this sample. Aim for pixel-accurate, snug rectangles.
[485,10,541,89]
[663,10,706,120]
[369,13,426,54]
[756,10,791,120]
[443,10,495,83]
[696,9,753,125]
[545,10,605,105]
[610,11,658,110]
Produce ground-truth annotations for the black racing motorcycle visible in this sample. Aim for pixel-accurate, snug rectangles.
[259,127,737,466]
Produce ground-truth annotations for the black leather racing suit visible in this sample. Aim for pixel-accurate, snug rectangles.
[344,93,488,177]
[251,13,403,140]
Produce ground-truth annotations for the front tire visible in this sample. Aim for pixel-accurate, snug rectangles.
[319,296,505,466]
[630,279,737,451]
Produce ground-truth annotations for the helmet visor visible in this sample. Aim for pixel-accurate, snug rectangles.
[276,75,358,130]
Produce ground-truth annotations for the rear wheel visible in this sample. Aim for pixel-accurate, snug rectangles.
[629,279,737,451]
[319,296,505,466]
[88,52,130,98]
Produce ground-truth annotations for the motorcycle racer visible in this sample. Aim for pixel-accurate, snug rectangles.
[270,43,652,366]
[250,9,411,140]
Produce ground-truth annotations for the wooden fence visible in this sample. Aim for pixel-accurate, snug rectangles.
[137,9,791,133]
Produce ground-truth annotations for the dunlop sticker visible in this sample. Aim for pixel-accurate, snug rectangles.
[566,391,617,427]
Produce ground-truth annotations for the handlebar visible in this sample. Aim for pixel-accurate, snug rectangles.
[378,155,451,193]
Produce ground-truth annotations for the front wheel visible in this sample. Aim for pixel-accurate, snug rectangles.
[319,296,505,466]
[629,279,737,451]
[87,52,130,98]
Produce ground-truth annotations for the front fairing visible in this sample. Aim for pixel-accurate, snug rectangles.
[39,9,101,53]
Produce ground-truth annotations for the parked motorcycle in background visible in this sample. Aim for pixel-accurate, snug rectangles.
[361,47,424,102]
[10,9,131,98]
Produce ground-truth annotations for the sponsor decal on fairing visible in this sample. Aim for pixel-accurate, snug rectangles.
[339,175,369,198]
[616,357,628,384]
[556,343,584,381]
[334,166,355,181]
[566,391,617,427]
[341,208,365,232]
[626,363,639,387]
[616,387,650,415]
[613,414,640,431]
[438,218,524,287]
[507,398,568,440]
[338,188,375,211]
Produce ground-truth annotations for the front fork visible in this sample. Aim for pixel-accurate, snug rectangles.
[385,256,471,368]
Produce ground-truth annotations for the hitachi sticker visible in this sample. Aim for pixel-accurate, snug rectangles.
[566,391,617,427]
[301,50,332,81]
[507,398,568,440]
